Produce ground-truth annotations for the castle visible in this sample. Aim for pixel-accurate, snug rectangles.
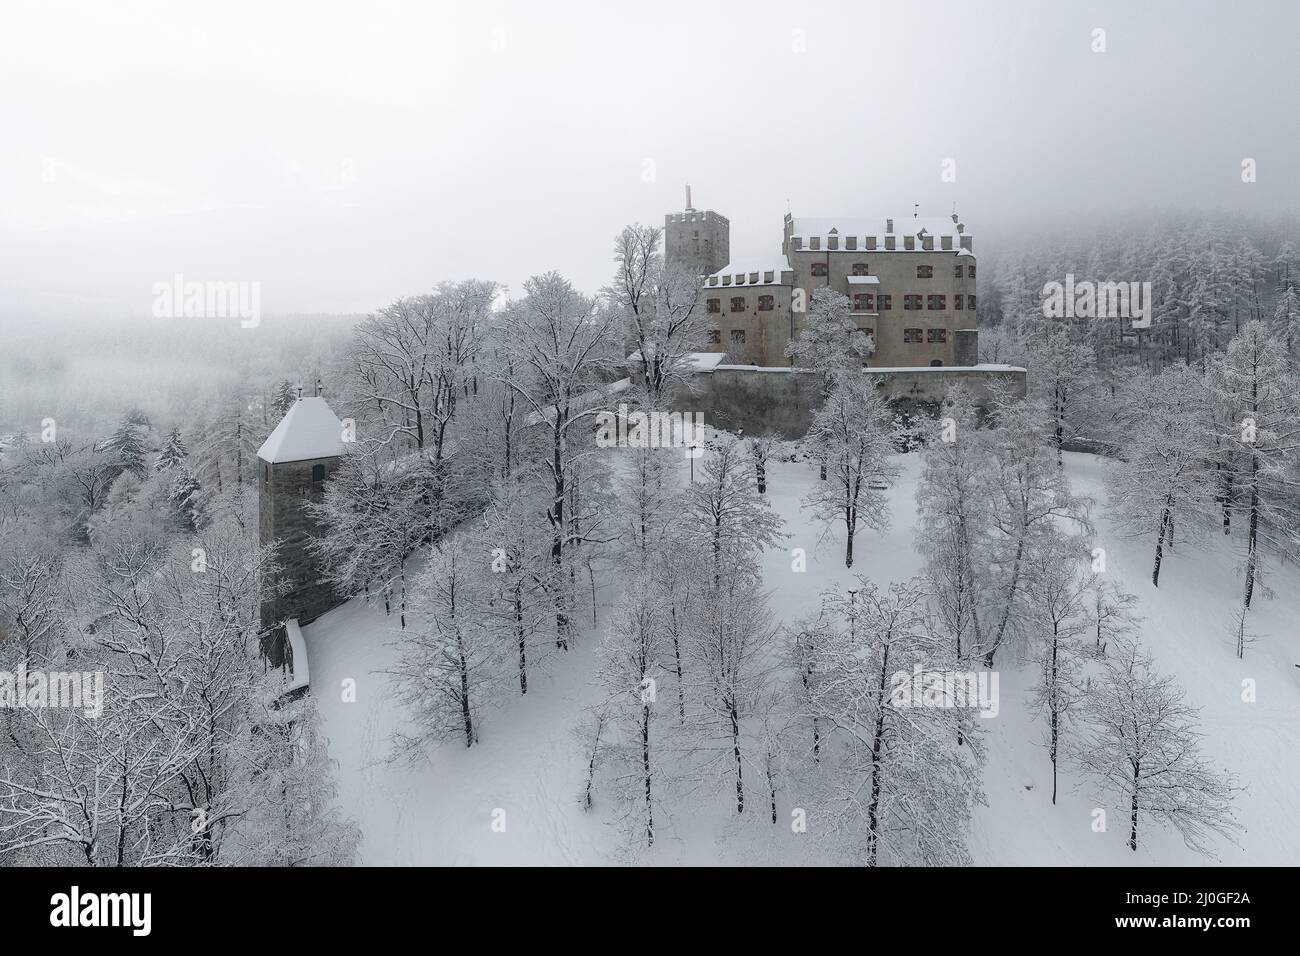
[665,191,978,369]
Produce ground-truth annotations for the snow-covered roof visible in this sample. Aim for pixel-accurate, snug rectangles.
[789,216,972,251]
[524,378,632,428]
[703,256,793,288]
[257,396,347,463]
[284,618,309,692]
[864,364,1026,374]
[625,350,726,372]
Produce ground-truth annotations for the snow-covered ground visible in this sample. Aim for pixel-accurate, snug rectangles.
[304,450,1300,865]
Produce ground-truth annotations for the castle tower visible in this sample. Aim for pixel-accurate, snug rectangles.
[257,393,347,660]
[665,184,730,276]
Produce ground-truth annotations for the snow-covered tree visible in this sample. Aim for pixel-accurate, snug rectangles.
[389,538,499,751]
[1085,579,1140,657]
[502,273,619,650]
[169,466,204,532]
[271,380,298,418]
[1069,640,1241,855]
[591,571,669,849]
[802,578,983,866]
[1106,363,1216,586]
[1208,321,1300,618]
[784,287,871,391]
[678,434,785,586]
[155,426,189,472]
[607,224,709,409]
[233,692,360,866]
[801,370,895,567]
[105,417,149,476]
[979,392,1091,667]
[477,484,552,695]
[915,387,992,671]
[683,559,777,814]
[1023,530,1091,804]
[0,530,64,668]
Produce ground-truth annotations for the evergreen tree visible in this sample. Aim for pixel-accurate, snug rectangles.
[105,418,148,476]
[155,426,188,472]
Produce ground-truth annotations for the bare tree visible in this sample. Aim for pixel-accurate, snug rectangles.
[801,371,896,568]
[1070,639,1241,855]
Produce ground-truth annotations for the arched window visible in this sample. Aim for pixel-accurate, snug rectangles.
[930,359,944,367]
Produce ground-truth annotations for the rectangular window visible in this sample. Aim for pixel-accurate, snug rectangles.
[954,263,964,278]
[927,294,946,310]
[707,329,721,344]
[758,295,774,311]
[707,298,720,314]
[853,292,874,312]
[968,294,977,310]
[967,264,976,278]
[311,463,326,482]
[730,296,745,313]
[851,262,869,276]
[904,294,923,311]
[811,262,828,277]
[730,329,746,344]
[927,328,948,343]
[916,265,933,279]
[953,294,964,310]
[877,294,892,310]
[904,328,923,343]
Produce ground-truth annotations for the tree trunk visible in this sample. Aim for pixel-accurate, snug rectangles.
[1152,501,1172,587]
[730,700,744,813]
[457,631,473,748]
[514,588,527,694]
[1128,767,1140,851]
[1049,627,1059,805]
[1243,469,1259,609]
[642,707,653,846]
[866,647,891,866]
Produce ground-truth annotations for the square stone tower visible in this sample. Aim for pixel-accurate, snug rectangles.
[665,185,729,277]
[257,395,347,660]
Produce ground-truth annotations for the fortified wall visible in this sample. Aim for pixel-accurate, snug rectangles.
[670,363,1027,439]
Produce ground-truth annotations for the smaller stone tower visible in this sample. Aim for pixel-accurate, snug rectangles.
[665,184,730,276]
[257,391,346,663]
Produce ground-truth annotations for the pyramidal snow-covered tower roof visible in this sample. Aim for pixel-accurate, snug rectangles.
[257,396,346,464]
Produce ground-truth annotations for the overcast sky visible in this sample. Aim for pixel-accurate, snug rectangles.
[2,0,1297,321]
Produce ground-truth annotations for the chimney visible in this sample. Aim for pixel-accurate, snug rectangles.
[685,184,693,211]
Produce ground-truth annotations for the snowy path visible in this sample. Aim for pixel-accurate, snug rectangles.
[305,451,1300,865]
